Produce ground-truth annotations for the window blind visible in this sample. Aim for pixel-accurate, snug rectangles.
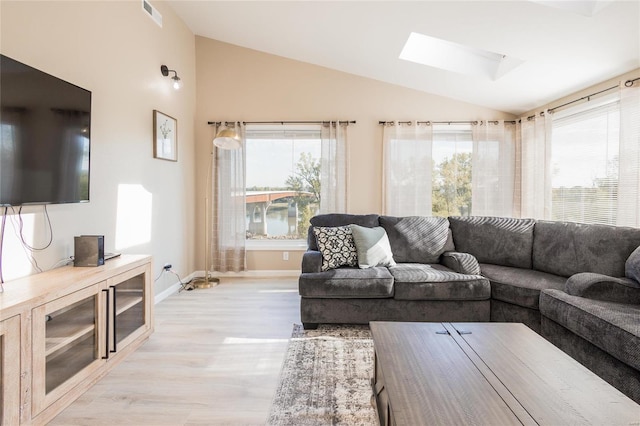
[550,95,620,225]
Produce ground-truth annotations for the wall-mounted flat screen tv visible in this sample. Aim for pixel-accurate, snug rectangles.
[0,54,91,206]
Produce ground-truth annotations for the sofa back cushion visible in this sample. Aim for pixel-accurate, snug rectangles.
[308,214,379,251]
[449,216,535,269]
[379,216,451,263]
[533,221,640,278]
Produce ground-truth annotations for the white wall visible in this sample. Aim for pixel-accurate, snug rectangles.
[0,1,196,295]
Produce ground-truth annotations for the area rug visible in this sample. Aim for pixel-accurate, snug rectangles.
[266,324,377,425]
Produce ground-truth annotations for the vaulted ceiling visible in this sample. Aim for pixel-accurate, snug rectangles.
[168,1,640,115]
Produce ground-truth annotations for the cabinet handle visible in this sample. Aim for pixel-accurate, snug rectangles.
[110,285,117,353]
[102,289,110,359]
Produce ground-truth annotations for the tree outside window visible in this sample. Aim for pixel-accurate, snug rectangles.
[245,125,321,241]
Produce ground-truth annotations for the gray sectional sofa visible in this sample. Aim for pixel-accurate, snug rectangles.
[298,213,640,403]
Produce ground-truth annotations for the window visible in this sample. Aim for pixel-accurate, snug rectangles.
[551,98,620,225]
[383,122,513,218]
[383,123,474,217]
[244,124,322,242]
[432,125,473,217]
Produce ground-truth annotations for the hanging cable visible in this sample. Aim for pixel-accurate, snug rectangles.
[8,207,43,273]
[18,205,53,251]
[0,207,7,291]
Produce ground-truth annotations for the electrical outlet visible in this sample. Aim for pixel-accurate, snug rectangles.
[282,252,289,261]
[163,263,172,270]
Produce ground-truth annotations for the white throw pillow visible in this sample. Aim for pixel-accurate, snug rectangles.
[350,224,396,269]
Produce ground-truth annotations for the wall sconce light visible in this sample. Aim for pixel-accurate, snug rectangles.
[160,65,182,90]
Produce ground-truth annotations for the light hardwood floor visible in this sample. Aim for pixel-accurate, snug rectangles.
[50,278,300,425]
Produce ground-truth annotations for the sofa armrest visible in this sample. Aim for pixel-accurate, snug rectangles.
[565,272,640,304]
[302,250,323,273]
[441,251,481,275]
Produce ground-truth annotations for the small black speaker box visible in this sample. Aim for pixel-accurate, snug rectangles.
[74,235,105,267]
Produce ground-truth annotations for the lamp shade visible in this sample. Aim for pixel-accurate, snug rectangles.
[213,128,242,150]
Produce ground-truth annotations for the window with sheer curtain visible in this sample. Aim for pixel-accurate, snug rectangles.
[432,124,473,217]
[383,122,514,217]
[550,96,620,225]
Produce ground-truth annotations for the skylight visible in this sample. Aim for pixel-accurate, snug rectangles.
[528,0,614,16]
[399,32,524,81]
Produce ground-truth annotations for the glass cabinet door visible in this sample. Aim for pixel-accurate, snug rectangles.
[0,315,21,425]
[113,273,145,346]
[32,285,103,415]
[106,264,150,353]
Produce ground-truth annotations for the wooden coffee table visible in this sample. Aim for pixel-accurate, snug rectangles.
[371,322,639,425]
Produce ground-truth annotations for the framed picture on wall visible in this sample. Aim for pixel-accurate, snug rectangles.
[153,110,177,161]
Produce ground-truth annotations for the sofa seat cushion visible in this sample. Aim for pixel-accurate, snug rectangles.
[480,263,565,309]
[540,289,640,371]
[299,267,394,299]
[389,263,490,301]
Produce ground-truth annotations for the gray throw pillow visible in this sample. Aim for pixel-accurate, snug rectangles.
[350,224,396,269]
[625,245,640,283]
[313,226,358,271]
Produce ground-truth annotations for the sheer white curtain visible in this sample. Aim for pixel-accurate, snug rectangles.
[319,121,348,213]
[471,120,515,216]
[210,122,246,272]
[516,112,552,219]
[617,82,640,227]
[383,122,433,216]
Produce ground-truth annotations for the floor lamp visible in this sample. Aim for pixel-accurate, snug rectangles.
[192,124,242,289]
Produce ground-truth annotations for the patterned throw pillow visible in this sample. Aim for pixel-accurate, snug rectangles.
[313,226,358,271]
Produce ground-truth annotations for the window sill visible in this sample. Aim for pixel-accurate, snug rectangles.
[245,240,308,251]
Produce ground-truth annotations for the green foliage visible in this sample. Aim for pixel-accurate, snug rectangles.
[432,152,472,217]
[286,152,321,238]
[285,152,321,203]
[246,185,288,191]
[297,203,318,240]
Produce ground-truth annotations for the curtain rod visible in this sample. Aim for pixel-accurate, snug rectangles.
[381,77,639,125]
[547,77,639,114]
[207,120,356,126]
[378,120,518,125]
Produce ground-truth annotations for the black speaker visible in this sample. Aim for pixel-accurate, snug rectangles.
[74,235,105,267]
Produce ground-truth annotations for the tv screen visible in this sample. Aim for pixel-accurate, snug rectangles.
[0,54,91,206]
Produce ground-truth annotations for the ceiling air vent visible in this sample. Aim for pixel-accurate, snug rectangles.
[142,0,162,28]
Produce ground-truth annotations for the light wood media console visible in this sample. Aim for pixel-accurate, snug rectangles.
[0,255,153,425]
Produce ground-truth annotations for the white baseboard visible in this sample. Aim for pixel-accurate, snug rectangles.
[154,270,299,304]
[194,269,301,278]
[154,271,197,304]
